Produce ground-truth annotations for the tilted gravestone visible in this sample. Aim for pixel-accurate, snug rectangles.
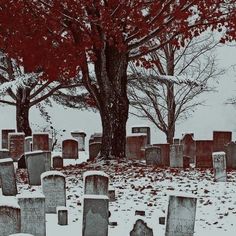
[181,133,196,163]
[17,192,46,236]
[82,195,109,236]
[25,151,51,185]
[0,158,17,196]
[170,144,183,168]
[130,219,153,236]
[165,195,197,236]
[195,140,213,168]
[84,171,109,195]
[89,142,102,161]
[32,133,49,151]
[52,155,63,169]
[0,148,10,159]
[62,139,78,159]
[212,152,227,182]
[71,131,86,151]
[226,141,236,169]
[131,126,151,144]
[1,129,15,149]
[41,171,66,213]
[24,136,32,153]
[145,146,162,166]
[0,198,21,236]
[8,133,25,161]
[213,131,232,152]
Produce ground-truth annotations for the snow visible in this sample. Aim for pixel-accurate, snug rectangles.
[17,190,45,199]
[8,132,24,136]
[41,171,65,179]
[24,150,44,156]
[83,170,109,180]
[62,137,78,142]
[127,133,147,137]
[0,196,20,209]
[57,206,68,212]
[212,151,226,155]
[0,157,13,163]
[83,194,109,200]
[71,130,86,135]
[0,148,9,151]
[131,125,150,128]
[33,132,49,135]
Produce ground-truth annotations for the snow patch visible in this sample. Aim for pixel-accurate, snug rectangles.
[0,157,13,163]
[41,170,65,180]
[83,194,109,200]
[83,170,109,181]
[0,196,20,209]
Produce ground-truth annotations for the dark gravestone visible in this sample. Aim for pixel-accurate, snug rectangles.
[183,156,191,168]
[130,219,153,236]
[131,126,151,144]
[0,149,10,159]
[213,131,232,152]
[89,142,102,161]
[153,143,170,166]
[226,141,236,169]
[89,133,102,144]
[1,129,15,149]
[181,133,196,163]
[32,133,49,151]
[195,140,213,168]
[8,133,25,161]
[18,155,26,169]
[57,206,68,225]
[62,139,78,159]
[145,146,162,166]
[52,156,63,169]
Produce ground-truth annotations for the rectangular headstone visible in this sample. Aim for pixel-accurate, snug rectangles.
[89,142,102,161]
[181,133,196,163]
[212,151,227,182]
[145,146,162,166]
[17,193,46,236]
[52,155,63,169]
[170,144,183,168]
[195,140,213,168]
[226,141,236,169]
[165,195,197,236]
[8,133,25,161]
[71,131,86,151]
[62,139,78,159]
[213,131,232,152]
[32,133,49,151]
[82,195,109,236]
[1,129,15,149]
[57,206,68,225]
[24,136,32,153]
[153,143,170,166]
[131,126,151,144]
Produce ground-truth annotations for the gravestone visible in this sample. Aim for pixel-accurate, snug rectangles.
[0,198,21,236]
[165,195,197,236]
[82,195,109,236]
[183,156,191,168]
[195,140,213,168]
[173,138,180,144]
[41,171,66,213]
[8,133,25,161]
[153,143,170,166]
[24,136,32,153]
[62,139,78,159]
[57,206,68,225]
[0,148,9,159]
[18,155,26,169]
[181,133,196,163]
[25,151,51,185]
[170,144,183,168]
[145,146,162,166]
[89,133,102,144]
[89,142,102,161]
[17,192,46,236]
[131,126,151,144]
[52,155,63,169]
[108,187,116,202]
[213,131,232,152]
[32,133,49,151]
[48,137,53,151]
[84,171,109,195]
[226,141,236,169]
[126,134,147,160]
[212,152,227,182]
[71,131,86,151]
[130,219,153,236]
[0,158,17,196]
[1,129,15,149]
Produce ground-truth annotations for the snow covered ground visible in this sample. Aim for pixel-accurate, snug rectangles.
[8,151,236,236]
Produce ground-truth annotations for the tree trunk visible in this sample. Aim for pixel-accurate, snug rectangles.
[16,87,32,137]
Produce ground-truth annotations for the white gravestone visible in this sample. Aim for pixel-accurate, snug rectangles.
[24,137,32,153]
[145,146,162,166]
[71,131,86,151]
[41,171,66,213]
[212,151,227,182]
[170,144,183,168]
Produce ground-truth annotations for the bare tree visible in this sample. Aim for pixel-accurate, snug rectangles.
[128,34,225,144]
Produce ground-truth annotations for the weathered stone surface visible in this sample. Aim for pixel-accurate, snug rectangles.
[17,193,46,236]
[130,219,153,236]
[24,137,32,153]
[89,133,102,144]
[52,155,63,169]
[195,140,213,168]
[1,129,15,149]
[212,152,227,182]
[0,148,10,159]
[170,144,183,168]
[62,139,78,159]
[89,142,102,161]
[0,200,21,236]
[108,188,116,202]
[0,158,17,196]
[41,171,66,213]
[153,143,170,166]
[145,146,162,166]
[32,133,49,151]
[213,131,232,152]
[8,133,25,161]
[82,195,109,236]
[71,131,86,151]
[226,141,236,169]
[131,126,151,144]
[84,171,109,196]
[181,133,196,163]
[165,195,197,236]
[57,206,68,225]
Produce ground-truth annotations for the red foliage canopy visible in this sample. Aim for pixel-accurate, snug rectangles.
[0,0,235,80]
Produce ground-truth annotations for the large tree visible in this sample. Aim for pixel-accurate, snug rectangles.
[0,0,235,158]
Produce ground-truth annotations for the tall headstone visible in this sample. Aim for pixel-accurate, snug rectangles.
[213,131,232,152]
[126,134,147,160]
[181,133,196,163]
[17,192,46,236]
[130,219,153,236]
[0,158,17,196]
[84,171,109,195]
[0,198,21,236]
[8,133,25,161]
[71,131,86,151]
[153,143,170,166]
[32,133,49,151]
[89,142,102,161]
[226,141,236,169]
[25,151,51,185]
[145,146,162,166]
[0,148,10,159]
[170,144,183,168]
[1,129,15,149]
[24,136,32,153]
[62,139,78,159]
[195,140,213,168]
[212,152,227,182]
[165,195,197,236]
[41,171,66,213]
[82,195,109,236]
[131,126,151,144]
